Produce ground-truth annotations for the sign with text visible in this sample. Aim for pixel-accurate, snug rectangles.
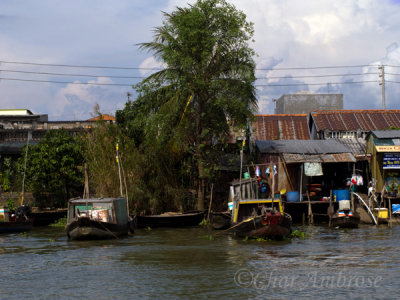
[376,145,400,152]
[383,153,400,169]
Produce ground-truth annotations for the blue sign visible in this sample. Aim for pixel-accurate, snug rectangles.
[383,153,400,169]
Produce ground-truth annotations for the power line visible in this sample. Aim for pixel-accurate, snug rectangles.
[255,64,377,71]
[0,60,162,70]
[0,59,382,71]
[0,77,134,86]
[0,76,384,87]
[256,72,378,80]
[0,69,145,79]
[0,68,378,80]
[255,80,379,87]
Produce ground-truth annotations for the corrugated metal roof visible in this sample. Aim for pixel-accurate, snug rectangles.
[256,139,351,154]
[283,153,356,163]
[331,137,366,155]
[252,114,310,140]
[311,110,400,131]
[370,130,400,139]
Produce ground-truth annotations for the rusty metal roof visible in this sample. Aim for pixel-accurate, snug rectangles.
[252,114,310,140]
[311,110,400,131]
[282,153,356,163]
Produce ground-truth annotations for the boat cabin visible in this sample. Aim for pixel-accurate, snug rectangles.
[67,198,128,226]
[230,178,284,224]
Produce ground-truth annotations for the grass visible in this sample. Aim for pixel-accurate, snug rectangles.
[49,217,67,228]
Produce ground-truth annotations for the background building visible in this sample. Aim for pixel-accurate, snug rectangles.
[274,92,343,114]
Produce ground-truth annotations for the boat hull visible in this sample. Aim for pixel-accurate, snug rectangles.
[136,211,204,228]
[331,215,360,228]
[232,214,292,239]
[0,221,32,234]
[66,217,130,240]
[210,212,231,230]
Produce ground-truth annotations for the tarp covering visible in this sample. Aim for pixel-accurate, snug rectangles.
[304,162,323,176]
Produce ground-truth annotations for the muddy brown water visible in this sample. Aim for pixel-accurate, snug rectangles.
[0,225,399,299]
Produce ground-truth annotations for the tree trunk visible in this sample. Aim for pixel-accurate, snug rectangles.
[197,159,205,211]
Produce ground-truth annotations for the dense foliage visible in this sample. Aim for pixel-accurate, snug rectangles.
[19,129,84,207]
[117,0,256,210]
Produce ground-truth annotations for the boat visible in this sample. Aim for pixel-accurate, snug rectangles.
[66,197,134,240]
[229,178,292,239]
[210,211,231,230]
[0,205,32,234]
[329,199,360,228]
[136,210,204,228]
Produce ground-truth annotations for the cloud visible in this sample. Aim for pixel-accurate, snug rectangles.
[52,77,128,120]
[2,0,400,119]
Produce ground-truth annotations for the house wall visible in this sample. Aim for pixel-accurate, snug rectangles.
[367,136,384,191]
[275,94,343,114]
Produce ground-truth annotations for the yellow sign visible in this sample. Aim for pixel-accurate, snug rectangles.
[376,145,400,152]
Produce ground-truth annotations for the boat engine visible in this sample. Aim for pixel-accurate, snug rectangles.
[16,205,31,219]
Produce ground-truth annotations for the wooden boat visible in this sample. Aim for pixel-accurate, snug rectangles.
[229,178,292,239]
[210,211,231,230]
[0,205,32,234]
[330,210,360,228]
[66,197,133,240]
[136,210,204,228]
[329,199,360,228]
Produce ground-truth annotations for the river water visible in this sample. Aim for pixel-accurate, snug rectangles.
[0,224,399,299]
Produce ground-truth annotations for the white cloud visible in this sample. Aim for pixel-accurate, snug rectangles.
[1,0,400,119]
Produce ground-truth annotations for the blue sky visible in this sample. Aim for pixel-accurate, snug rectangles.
[1,0,400,120]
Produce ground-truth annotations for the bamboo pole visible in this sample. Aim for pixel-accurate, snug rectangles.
[207,184,214,223]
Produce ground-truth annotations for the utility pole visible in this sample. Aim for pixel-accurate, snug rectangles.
[379,65,386,109]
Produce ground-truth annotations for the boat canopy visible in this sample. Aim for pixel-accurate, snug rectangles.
[68,198,128,225]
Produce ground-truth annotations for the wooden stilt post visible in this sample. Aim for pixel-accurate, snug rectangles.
[329,189,333,227]
[307,190,313,225]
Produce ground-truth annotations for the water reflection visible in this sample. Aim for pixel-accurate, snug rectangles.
[0,225,400,299]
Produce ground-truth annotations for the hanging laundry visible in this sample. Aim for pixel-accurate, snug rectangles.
[304,163,323,176]
[266,167,271,177]
[255,166,260,177]
[273,165,278,175]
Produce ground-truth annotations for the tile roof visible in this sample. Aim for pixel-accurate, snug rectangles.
[252,114,310,140]
[87,114,115,121]
[311,110,400,132]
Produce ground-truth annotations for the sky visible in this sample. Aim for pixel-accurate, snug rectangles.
[1,0,400,120]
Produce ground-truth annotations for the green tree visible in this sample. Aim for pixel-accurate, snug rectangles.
[118,0,256,210]
[20,129,84,207]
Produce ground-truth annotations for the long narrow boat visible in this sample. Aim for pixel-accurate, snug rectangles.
[229,178,292,239]
[136,210,204,228]
[66,197,133,240]
[0,205,32,234]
